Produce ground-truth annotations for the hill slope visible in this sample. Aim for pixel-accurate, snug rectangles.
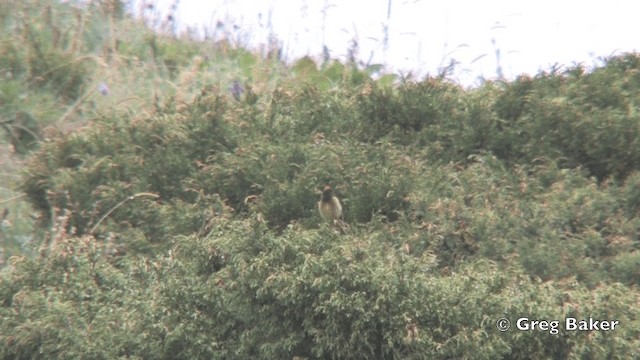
[1,1,639,358]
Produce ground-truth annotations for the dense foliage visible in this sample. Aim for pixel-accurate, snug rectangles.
[1,0,639,359]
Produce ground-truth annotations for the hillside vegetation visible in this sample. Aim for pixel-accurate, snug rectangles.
[1,1,639,359]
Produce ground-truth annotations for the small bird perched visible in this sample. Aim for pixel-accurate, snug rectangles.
[318,185,342,222]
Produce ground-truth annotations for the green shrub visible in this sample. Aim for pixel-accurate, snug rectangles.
[488,54,640,180]
[355,78,462,145]
[20,92,236,247]
[27,50,88,102]
[2,219,639,359]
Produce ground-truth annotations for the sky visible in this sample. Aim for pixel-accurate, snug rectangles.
[131,0,640,86]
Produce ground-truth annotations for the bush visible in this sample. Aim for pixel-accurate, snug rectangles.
[2,223,638,359]
[20,92,236,249]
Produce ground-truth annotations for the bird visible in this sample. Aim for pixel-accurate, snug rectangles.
[318,185,342,222]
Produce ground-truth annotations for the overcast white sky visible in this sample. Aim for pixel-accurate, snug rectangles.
[133,0,640,86]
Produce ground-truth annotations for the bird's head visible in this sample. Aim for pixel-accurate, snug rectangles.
[321,185,334,201]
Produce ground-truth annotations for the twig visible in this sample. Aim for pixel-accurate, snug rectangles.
[58,82,99,124]
[89,192,160,234]
[0,193,27,205]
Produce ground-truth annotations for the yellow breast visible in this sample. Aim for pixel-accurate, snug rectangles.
[318,196,342,221]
